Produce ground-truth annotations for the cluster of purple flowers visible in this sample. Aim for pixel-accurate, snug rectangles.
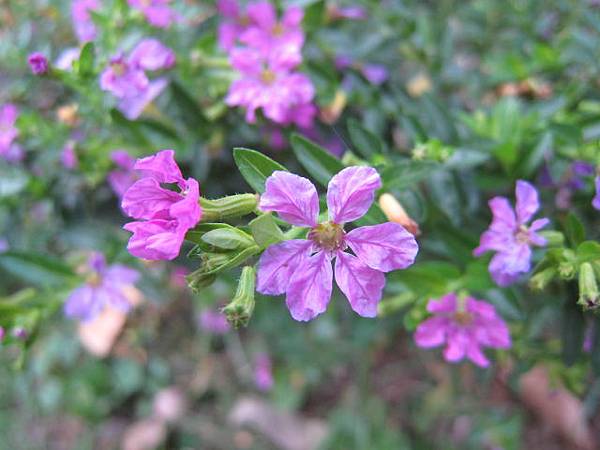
[0,104,23,162]
[128,0,178,28]
[100,39,175,120]
[218,0,316,127]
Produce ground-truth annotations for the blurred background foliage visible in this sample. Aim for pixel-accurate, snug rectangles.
[1,0,600,449]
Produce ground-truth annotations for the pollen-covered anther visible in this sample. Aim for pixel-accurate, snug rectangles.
[308,221,346,252]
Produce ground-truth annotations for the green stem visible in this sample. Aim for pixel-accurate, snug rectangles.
[200,194,259,222]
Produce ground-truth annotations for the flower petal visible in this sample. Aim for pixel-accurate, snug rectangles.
[414,316,448,348]
[169,178,202,229]
[129,39,175,71]
[123,219,183,260]
[286,251,333,321]
[259,171,319,227]
[64,285,103,322]
[465,340,490,367]
[121,177,181,220]
[443,328,468,363]
[346,223,418,272]
[334,251,384,317]
[256,239,313,295]
[515,180,540,224]
[593,176,600,211]
[488,244,531,286]
[134,149,183,184]
[427,293,457,314]
[326,166,381,224]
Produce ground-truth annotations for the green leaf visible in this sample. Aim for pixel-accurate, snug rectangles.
[576,241,600,263]
[249,214,285,249]
[291,134,344,186]
[381,160,438,190]
[201,228,254,250]
[564,213,585,247]
[0,252,76,287]
[232,148,287,193]
[77,42,95,77]
[346,119,383,159]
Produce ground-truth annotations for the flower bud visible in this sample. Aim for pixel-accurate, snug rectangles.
[200,194,258,222]
[379,193,421,236]
[578,262,599,309]
[558,261,576,280]
[529,267,557,291]
[537,230,565,247]
[222,266,256,328]
[28,52,49,75]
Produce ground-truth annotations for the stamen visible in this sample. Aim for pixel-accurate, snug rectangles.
[308,222,346,252]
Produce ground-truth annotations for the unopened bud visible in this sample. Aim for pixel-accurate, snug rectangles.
[578,262,599,309]
[186,271,216,292]
[538,230,565,247]
[379,193,421,236]
[319,90,347,124]
[558,261,576,280]
[222,266,256,328]
[200,194,258,222]
[529,267,557,291]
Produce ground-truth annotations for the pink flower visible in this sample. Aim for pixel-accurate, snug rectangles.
[361,64,388,85]
[28,52,49,75]
[128,0,177,28]
[240,2,305,60]
[216,0,250,50]
[414,293,511,368]
[225,47,315,126]
[256,167,418,321]
[108,150,138,198]
[122,150,202,261]
[254,353,274,391]
[474,181,549,286]
[64,252,140,322]
[100,39,175,120]
[61,142,78,169]
[593,176,600,210]
[72,0,100,42]
[0,103,22,162]
[198,309,231,335]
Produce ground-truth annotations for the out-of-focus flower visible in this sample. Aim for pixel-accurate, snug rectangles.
[407,73,432,97]
[361,63,388,85]
[64,252,140,322]
[217,0,252,51]
[541,161,595,210]
[56,103,80,127]
[61,141,78,169]
[153,387,187,423]
[0,238,8,253]
[169,265,188,289]
[256,167,418,321]
[198,308,231,335]
[254,353,274,391]
[226,47,315,126]
[0,326,4,341]
[128,0,177,28]
[0,103,23,162]
[55,48,80,71]
[327,4,367,20]
[122,150,202,260]
[28,52,49,75]
[474,180,549,286]
[593,176,600,210]
[239,2,304,58]
[12,327,27,340]
[100,39,175,120]
[414,293,511,367]
[72,0,100,42]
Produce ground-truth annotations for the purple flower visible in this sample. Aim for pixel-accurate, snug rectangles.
[239,2,305,59]
[254,353,274,391]
[256,167,418,321]
[474,180,549,286]
[100,53,149,99]
[361,64,388,85]
[28,52,49,75]
[217,0,251,50]
[0,326,4,341]
[61,142,78,169]
[328,5,368,20]
[64,252,140,322]
[198,309,231,335]
[414,293,511,368]
[128,0,177,28]
[594,176,600,210]
[542,161,595,210]
[0,103,22,162]
[55,47,80,71]
[118,78,169,120]
[72,0,100,42]
[0,238,8,253]
[122,150,202,261]
[225,47,316,126]
[108,150,138,198]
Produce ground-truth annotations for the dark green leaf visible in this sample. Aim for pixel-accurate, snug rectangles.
[564,213,585,247]
[249,214,285,249]
[346,118,383,159]
[0,252,76,287]
[232,148,287,193]
[291,134,344,186]
[77,42,95,77]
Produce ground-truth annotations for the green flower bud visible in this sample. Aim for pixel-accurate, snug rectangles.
[200,194,258,222]
[529,267,557,291]
[222,266,256,328]
[558,261,576,280]
[538,230,565,247]
[578,262,599,309]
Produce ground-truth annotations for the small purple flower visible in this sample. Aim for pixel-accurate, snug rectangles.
[72,0,100,42]
[217,0,251,51]
[122,150,202,261]
[64,252,140,322]
[0,238,8,253]
[361,64,388,85]
[414,293,511,368]
[239,2,305,59]
[12,327,28,340]
[108,150,139,198]
[256,167,418,321]
[593,176,600,211]
[128,0,177,28]
[100,54,149,99]
[61,142,78,169]
[198,309,231,335]
[328,5,367,20]
[254,353,274,391]
[543,161,595,210]
[55,48,80,71]
[0,103,22,162]
[225,47,315,126]
[474,180,549,286]
[28,52,49,75]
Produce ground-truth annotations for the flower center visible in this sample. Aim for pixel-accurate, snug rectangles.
[86,272,102,287]
[261,69,276,85]
[272,22,284,36]
[453,310,473,326]
[308,221,346,252]
[515,225,530,244]
[111,61,127,76]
